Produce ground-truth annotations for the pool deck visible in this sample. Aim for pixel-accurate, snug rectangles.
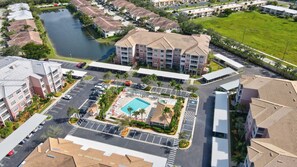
[106,91,158,121]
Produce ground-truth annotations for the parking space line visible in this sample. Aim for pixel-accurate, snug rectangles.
[139,133,143,140]
[84,121,89,128]
[132,131,136,138]
[152,136,155,143]
[145,133,149,141]
[158,137,162,144]
[96,124,102,130]
[90,122,95,129]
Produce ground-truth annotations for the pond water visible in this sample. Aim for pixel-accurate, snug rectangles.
[40,9,115,61]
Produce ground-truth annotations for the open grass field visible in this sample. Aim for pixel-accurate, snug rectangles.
[192,11,297,65]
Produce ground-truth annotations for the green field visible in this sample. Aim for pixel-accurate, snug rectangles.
[192,11,297,65]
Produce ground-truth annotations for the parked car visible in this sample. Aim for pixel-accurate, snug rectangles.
[26,133,34,139]
[40,121,46,125]
[89,96,98,100]
[62,95,72,100]
[76,62,86,68]
[19,139,26,145]
[7,150,14,156]
[125,80,132,86]
[135,83,147,90]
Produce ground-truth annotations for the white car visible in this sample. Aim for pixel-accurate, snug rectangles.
[94,85,104,89]
[62,95,72,100]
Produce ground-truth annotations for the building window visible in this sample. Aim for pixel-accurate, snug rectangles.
[16,89,21,94]
[21,101,25,107]
[13,106,18,112]
[8,94,13,99]
[18,95,23,100]
[11,100,16,106]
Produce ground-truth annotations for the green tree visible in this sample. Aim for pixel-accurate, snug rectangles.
[41,125,63,140]
[1,45,21,56]
[22,43,50,60]
[294,16,297,22]
[141,75,152,85]
[157,81,163,87]
[181,22,204,35]
[169,80,177,90]
[187,85,198,93]
[66,70,74,83]
[132,110,140,119]
[138,109,146,120]
[117,116,130,131]
[150,74,157,82]
[162,107,171,116]
[127,106,133,117]
[67,107,79,117]
[103,71,112,80]
[122,72,129,80]
[175,84,183,94]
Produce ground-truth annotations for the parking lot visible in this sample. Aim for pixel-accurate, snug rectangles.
[151,87,190,98]
[180,99,198,140]
[77,119,178,148]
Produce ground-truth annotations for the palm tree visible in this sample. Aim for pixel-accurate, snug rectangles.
[67,107,79,118]
[175,84,183,94]
[66,70,74,83]
[118,116,130,131]
[40,125,63,140]
[162,107,171,117]
[138,109,146,120]
[157,81,162,87]
[170,80,177,90]
[150,74,157,82]
[103,71,112,80]
[127,106,133,117]
[123,72,129,80]
[132,110,140,119]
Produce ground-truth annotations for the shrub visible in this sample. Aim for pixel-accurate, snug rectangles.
[179,139,190,148]
[161,93,170,97]
[54,92,62,97]
[151,126,164,133]
[69,117,78,124]
[144,86,151,91]
[130,120,150,129]
[190,93,198,98]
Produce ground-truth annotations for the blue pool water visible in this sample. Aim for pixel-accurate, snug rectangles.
[121,98,150,115]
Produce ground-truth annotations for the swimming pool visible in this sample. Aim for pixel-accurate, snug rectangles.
[121,98,150,115]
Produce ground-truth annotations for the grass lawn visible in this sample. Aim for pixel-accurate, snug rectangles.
[96,36,121,44]
[209,60,223,72]
[192,11,297,65]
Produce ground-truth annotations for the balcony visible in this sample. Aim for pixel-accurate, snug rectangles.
[1,112,11,121]
[0,101,5,107]
[0,107,8,115]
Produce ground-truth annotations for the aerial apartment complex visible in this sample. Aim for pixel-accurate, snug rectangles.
[6,3,43,47]
[235,75,297,167]
[115,29,211,74]
[0,57,63,124]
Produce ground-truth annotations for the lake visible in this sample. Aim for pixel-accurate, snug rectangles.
[40,9,115,61]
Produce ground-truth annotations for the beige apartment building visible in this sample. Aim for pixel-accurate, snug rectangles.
[151,0,207,8]
[115,29,211,74]
[235,75,297,167]
[0,57,63,124]
[22,137,153,167]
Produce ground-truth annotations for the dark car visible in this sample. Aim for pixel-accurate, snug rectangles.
[135,83,147,90]
[76,62,86,68]
[89,96,98,100]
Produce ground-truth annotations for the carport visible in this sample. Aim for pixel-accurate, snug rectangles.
[213,91,228,138]
[211,137,229,167]
[213,53,244,71]
[219,79,239,93]
[137,68,190,82]
[0,114,47,161]
[202,67,236,82]
[87,61,131,73]
[62,68,87,78]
